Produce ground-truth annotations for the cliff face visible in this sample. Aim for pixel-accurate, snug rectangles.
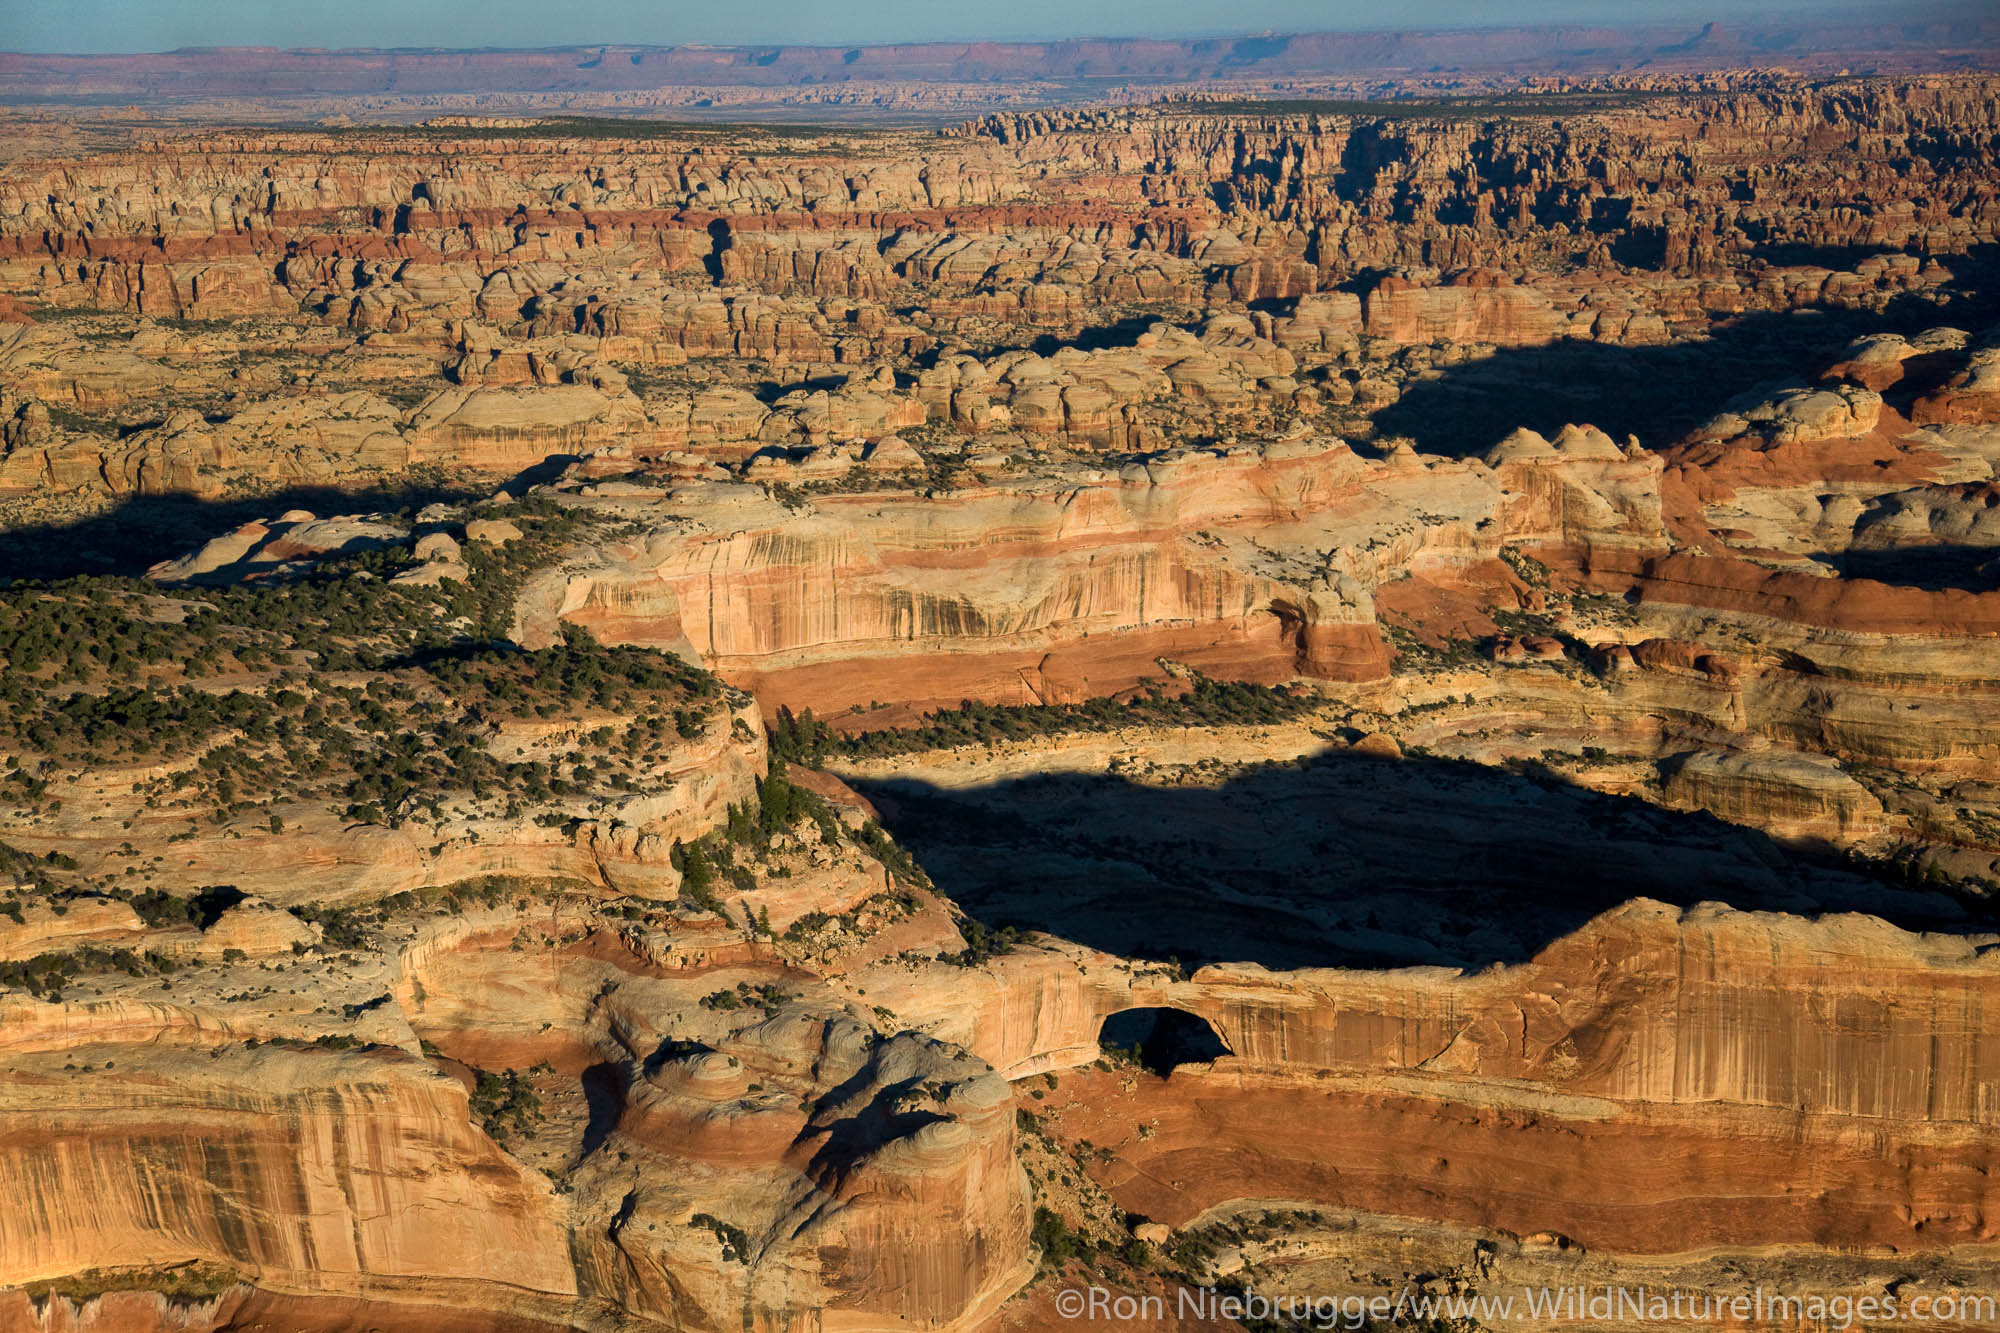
[528,430,1668,716]
[0,1045,577,1294]
[858,901,2000,1257]
[1188,901,2000,1125]
[532,449,1382,712]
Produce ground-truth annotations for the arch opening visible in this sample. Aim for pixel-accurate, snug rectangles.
[1097,1007,1231,1077]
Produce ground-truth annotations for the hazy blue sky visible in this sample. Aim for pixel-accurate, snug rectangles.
[4,0,1912,55]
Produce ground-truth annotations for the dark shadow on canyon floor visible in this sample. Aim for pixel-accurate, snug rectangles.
[852,748,1975,973]
[1370,243,2000,458]
[0,476,499,582]
[1027,314,1161,357]
[1823,545,2000,593]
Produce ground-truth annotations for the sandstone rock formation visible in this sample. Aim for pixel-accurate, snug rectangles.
[5,55,2000,1333]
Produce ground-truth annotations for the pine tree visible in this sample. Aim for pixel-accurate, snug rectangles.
[758,758,795,832]
[683,845,714,891]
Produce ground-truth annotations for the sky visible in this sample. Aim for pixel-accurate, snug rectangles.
[1,0,1932,54]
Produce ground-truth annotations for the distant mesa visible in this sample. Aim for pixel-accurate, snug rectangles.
[0,10,1995,103]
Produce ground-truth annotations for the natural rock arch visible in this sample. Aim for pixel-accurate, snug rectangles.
[1096,1006,1232,1076]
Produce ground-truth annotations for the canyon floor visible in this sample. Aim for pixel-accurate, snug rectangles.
[2,39,2000,1333]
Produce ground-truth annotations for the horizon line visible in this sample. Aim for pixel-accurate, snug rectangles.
[2,5,1977,62]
